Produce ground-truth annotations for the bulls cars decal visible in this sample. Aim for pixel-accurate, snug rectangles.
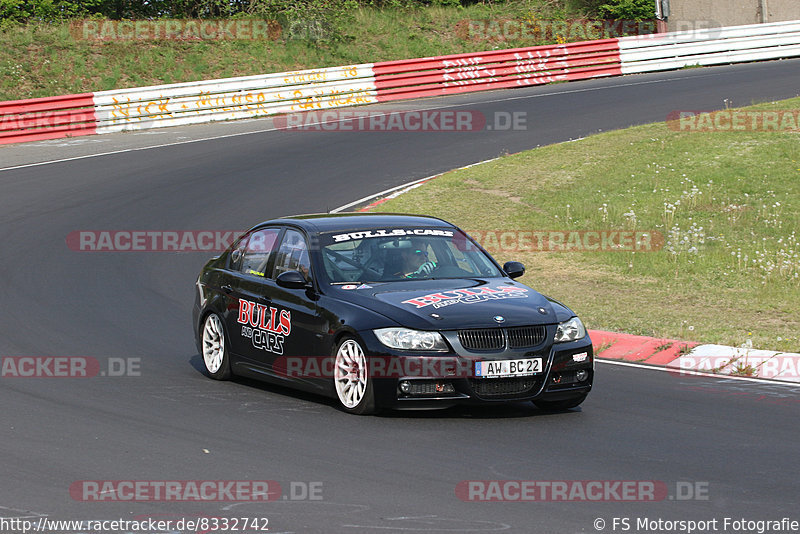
[331,228,454,243]
[237,298,292,355]
[402,285,529,309]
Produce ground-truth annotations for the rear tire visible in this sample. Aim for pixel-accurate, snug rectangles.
[333,337,376,415]
[202,313,231,380]
[533,393,587,412]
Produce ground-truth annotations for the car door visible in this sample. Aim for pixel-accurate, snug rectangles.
[267,228,329,385]
[223,226,283,366]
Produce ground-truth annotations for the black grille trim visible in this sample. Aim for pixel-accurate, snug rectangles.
[457,329,505,351]
[457,325,548,351]
[507,325,547,348]
[469,377,541,397]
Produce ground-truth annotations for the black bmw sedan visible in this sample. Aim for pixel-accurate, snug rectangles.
[193,213,593,414]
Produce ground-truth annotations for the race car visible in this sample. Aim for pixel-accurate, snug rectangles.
[193,213,593,414]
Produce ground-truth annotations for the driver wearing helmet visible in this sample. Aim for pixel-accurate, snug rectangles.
[401,243,436,278]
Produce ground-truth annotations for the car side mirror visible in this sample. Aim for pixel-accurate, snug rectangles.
[276,270,311,289]
[503,261,525,279]
[229,248,243,269]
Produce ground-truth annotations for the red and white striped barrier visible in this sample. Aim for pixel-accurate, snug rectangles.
[372,39,622,101]
[0,93,97,144]
[0,64,377,145]
[590,329,800,383]
[1,20,798,145]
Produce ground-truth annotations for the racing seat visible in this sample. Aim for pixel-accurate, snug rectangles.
[381,249,405,280]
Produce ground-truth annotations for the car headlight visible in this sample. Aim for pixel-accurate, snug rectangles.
[374,328,448,352]
[554,317,586,343]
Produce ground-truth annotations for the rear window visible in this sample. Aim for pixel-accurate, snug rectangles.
[239,228,281,277]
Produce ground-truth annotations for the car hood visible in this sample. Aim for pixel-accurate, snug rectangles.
[330,278,572,330]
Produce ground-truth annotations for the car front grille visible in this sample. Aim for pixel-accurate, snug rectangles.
[458,329,505,351]
[458,325,547,351]
[507,326,546,348]
[468,377,541,397]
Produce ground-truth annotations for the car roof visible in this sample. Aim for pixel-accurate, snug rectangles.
[254,213,455,233]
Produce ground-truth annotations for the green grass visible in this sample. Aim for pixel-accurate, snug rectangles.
[0,2,600,101]
[371,99,800,353]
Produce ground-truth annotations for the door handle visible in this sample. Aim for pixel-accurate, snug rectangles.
[220,284,233,294]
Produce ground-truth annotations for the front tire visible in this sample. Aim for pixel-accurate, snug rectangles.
[333,337,376,415]
[202,313,231,380]
[533,393,587,412]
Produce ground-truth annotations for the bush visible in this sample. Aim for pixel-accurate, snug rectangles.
[0,0,106,23]
[597,0,655,21]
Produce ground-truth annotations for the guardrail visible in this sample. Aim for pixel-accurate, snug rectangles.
[1,20,798,145]
[619,20,800,73]
[0,93,96,144]
[372,39,622,101]
[93,63,377,134]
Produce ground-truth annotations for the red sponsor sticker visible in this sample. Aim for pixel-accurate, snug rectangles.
[402,285,528,308]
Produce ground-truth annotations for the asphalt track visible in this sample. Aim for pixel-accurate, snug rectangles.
[1,60,800,533]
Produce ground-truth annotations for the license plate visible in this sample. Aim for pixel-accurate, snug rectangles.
[475,358,542,378]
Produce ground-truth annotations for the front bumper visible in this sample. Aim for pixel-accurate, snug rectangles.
[357,329,594,409]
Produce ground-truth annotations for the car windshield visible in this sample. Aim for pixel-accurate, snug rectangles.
[320,227,503,283]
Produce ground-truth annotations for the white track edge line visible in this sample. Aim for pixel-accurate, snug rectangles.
[596,358,800,386]
[330,158,499,213]
[0,66,771,174]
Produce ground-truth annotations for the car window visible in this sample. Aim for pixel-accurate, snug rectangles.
[441,237,493,275]
[320,228,502,283]
[239,227,281,277]
[271,229,312,281]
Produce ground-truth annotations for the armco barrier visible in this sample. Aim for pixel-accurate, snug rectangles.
[93,63,378,134]
[0,93,96,144]
[1,20,798,145]
[618,20,800,73]
[372,39,622,101]
[0,64,377,144]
